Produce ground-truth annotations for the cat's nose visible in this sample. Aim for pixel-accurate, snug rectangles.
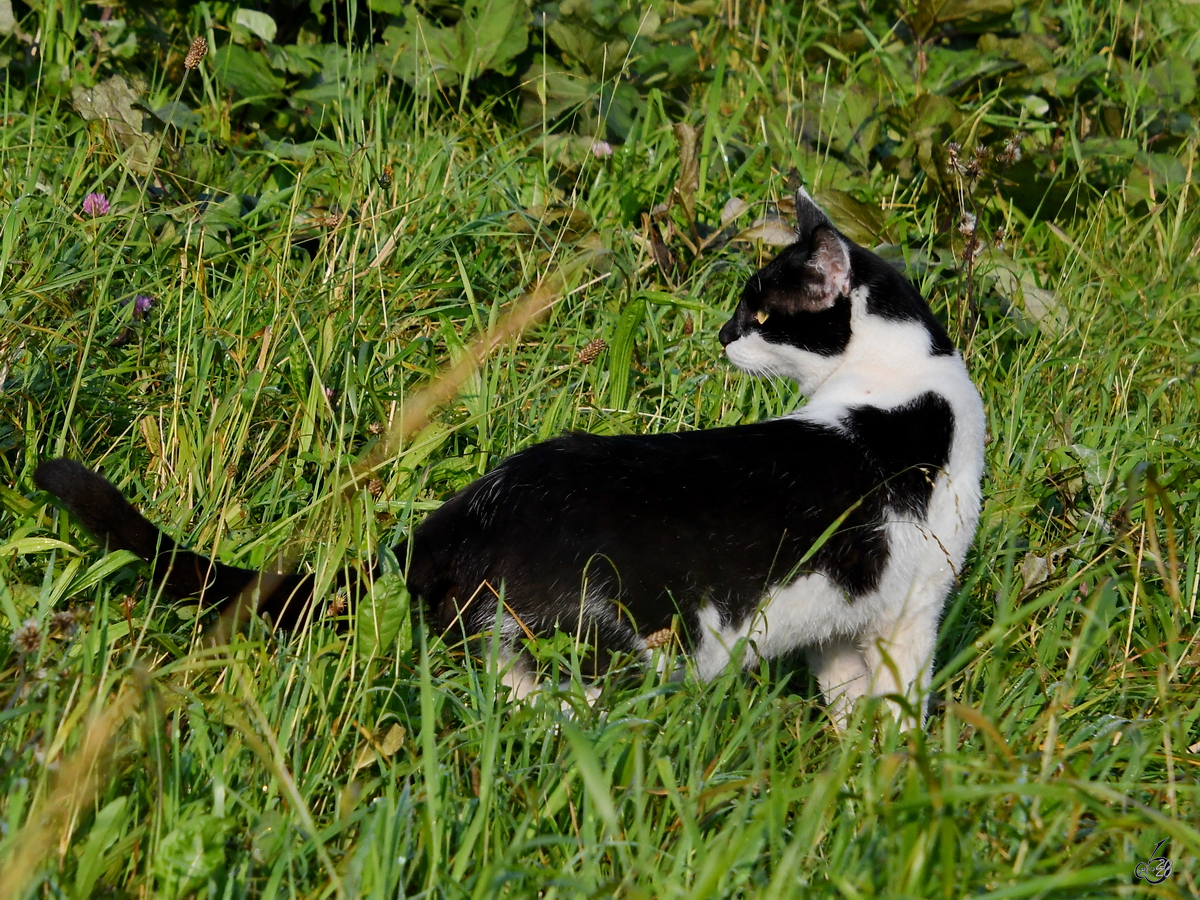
[718,318,739,346]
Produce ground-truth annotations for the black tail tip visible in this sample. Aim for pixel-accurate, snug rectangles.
[34,458,96,496]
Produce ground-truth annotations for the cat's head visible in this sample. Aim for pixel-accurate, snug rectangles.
[719,188,953,395]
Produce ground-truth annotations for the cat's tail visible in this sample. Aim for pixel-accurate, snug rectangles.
[34,459,318,629]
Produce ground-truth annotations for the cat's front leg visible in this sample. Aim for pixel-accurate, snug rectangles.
[806,637,870,730]
[498,654,540,700]
[861,601,941,728]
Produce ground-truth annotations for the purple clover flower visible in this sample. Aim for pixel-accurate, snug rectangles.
[590,140,614,158]
[120,294,154,319]
[82,193,110,216]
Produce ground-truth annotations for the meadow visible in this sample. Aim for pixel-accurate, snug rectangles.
[1,0,1199,896]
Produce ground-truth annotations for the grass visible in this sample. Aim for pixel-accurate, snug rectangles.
[1,0,1199,897]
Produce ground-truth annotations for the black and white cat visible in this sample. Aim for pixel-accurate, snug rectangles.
[34,189,984,726]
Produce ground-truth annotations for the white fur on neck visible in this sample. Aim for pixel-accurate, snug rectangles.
[724,333,843,394]
[715,282,986,728]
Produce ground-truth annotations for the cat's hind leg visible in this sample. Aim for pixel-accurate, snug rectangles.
[860,598,941,729]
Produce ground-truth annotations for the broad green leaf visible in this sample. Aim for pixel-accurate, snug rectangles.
[813,189,891,245]
[1124,151,1189,208]
[0,537,81,556]
[75,796,130,899]
[381,15,463,89]
[1148,54,1197,107]
[977,249,1067,336]
[987,34,1054,75]
[262,137,342,161]
[234,8,277,43]
[606,297,644,410]
[1053,55,1107,98]
[548,21,626,77]
[733,215,796,246]
[265,43,321,76]
[213,43,286,100]
[519,55,595,124]
[151,101,199,130]
[911,0,1014,37]
[70,76,156,175]
[596,81,641,139]
[152,814,233,897]
[397,421,452,472]
[459,0,530,78]
[620,7,660,41]
[0,483,34,515]
[638,41,699,86]
[64,550,143,596]
[356,572,411,658]
[904,92,959,135]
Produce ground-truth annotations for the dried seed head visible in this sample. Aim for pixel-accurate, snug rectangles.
[993,225,1007,249]
[378,165,393,189]
[327,594,347,617]
[998,132,1024,166]
[325,211,343,228]
[121,595,138,616]
[959,212,979,265]
[945,142,964,175]
[644,627,673,649]
[367,478,385,498]
[577,338,607,364]
[50,609,78,636]
[682,314,694,336]
[12,618,42,655]
[184,36,208,70]
[368,422,384,436]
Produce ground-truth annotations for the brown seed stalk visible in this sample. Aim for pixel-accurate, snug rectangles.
[184,36,208,70]
[577,338,607,364]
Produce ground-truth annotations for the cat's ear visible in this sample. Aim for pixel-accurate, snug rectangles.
[799,226,851,311]
[794,186,832,243]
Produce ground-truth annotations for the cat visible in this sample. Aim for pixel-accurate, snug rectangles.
[34,188,985,727]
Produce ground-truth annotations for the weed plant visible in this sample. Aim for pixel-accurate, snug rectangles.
[1,0,1198,897]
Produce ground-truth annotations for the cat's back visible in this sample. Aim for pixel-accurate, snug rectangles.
[429,416,869,526]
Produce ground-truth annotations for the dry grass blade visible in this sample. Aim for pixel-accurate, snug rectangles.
[672,123,699,231]
[341,250,603,495]
[226,668,346,900]
[0,692,138,900]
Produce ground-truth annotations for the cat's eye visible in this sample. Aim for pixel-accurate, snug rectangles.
[754,310,769,324]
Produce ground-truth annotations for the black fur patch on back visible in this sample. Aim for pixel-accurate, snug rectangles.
[844,392,956,518]
[404,404,954,657]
